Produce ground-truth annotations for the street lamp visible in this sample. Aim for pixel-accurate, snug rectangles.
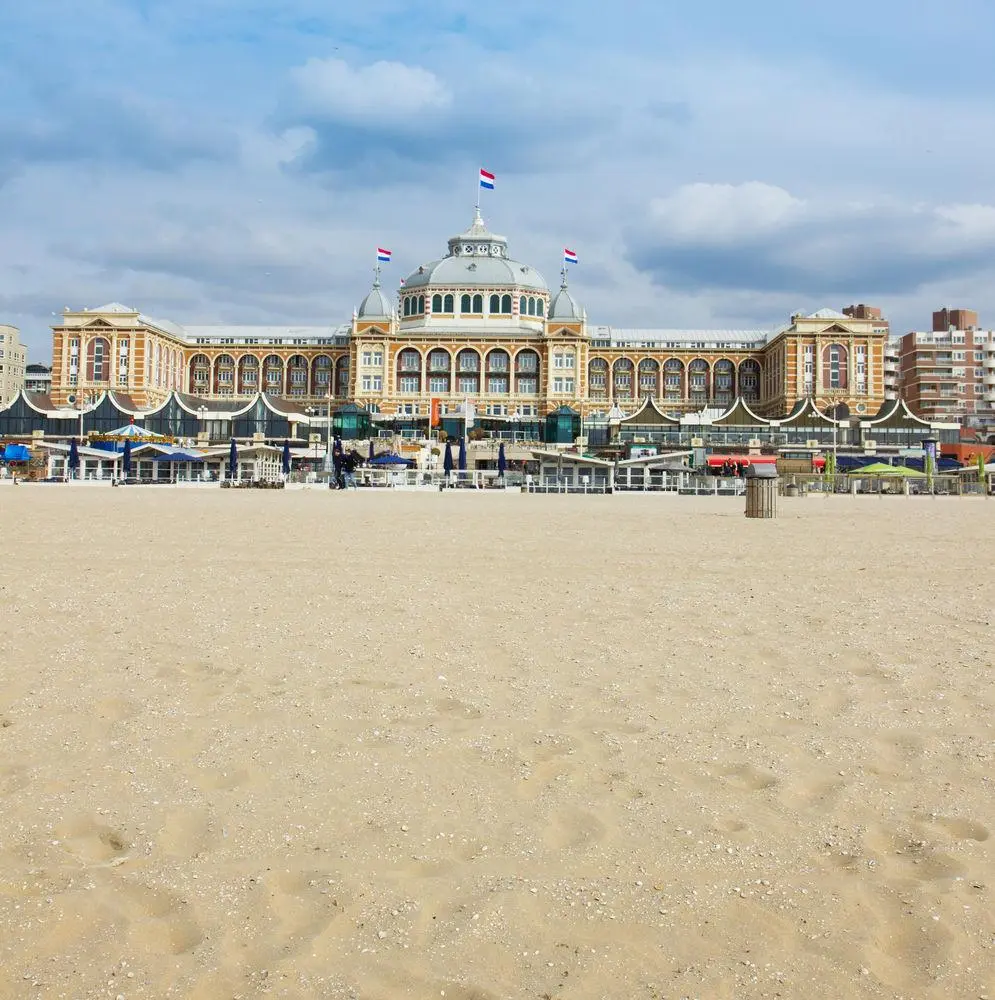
[324,393,334,473]
[197,405,208,442]
[305,407,319,465]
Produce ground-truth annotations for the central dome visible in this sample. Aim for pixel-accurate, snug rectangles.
[401,210,548,293]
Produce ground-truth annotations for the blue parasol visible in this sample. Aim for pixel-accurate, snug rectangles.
[369,453,411,466]
[458,438,467,471]
[281,440,291,476]
[122,439,132,476]
[497,442,507,477]
[228,438,238,480]
[68,438,80,477]
[443,441,453,474]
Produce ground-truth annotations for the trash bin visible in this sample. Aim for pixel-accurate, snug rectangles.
[745,464,778,518]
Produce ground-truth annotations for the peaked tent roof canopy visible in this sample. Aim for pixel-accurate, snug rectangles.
[618,396,681,426]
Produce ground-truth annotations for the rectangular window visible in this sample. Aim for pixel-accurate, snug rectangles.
[428,376,448,393]
[590,374,606,388]
[689,374,706,389]
[553,353,574,369]
[361,350,384,367]
[458,357,479,372]
[457,376,477,393]
[315,371,328,385]
[616,374,632,389]
[290,369,307,384]
[553,377,575,393]
[953,351,966,360]
[517,377,538,394]
[488,355,509,372]
[242,370,257,382]
[399,376,419,393]
[516,354,538,372]
[361,375,383,392]
[266,371,281,384]
[487,376,509,393]
[664,374,680,389]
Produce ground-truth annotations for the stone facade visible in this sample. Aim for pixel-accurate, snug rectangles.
[46,215,890,422]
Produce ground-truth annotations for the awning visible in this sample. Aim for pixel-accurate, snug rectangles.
[706,454,777,467]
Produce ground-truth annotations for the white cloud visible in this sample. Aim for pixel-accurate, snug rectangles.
[289,57,452,124]
[648,182,806,243]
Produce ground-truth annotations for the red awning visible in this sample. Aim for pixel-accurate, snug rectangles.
[706,455,777,467]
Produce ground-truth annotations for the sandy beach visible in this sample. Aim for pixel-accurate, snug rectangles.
[0,488,992,999]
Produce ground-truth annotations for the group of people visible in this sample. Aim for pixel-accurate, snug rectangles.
[330,439,363,489]
[715,459,748,478]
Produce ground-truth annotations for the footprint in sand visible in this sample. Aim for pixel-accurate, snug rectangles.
[721,763,778,792]
[543,807,608,851]
[933,816,990,842]
[56,817,130,866]
[156,806,216,860]
[114,881,204,955]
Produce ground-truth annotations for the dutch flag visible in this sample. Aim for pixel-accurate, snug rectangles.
[479,168,495,190]
[563,248,578,265]
[377,247,392,263]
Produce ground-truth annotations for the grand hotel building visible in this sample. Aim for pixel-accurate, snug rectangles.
[47,211,890,424]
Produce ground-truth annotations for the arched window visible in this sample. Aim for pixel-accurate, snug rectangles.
[588,358,609,394]
[638,358,660,395]
[214,353,236,394]
[287,354,308,395]
[501,294,512,314]
[520,295,527,314]
[489,294,500,313]
[403,297,411,317]
[461,293,472,313]
[335,355,351,396]
[612,358,634,398]
[443,293,454,313]
[515,349,540,394]
[823,343,848,389]
[86,337,110,382]
[739,360,761,401]
[472,293,483,313]
[239,355,259,393]
[486,349,510,394]
[432,294,443,312]
[417,295,425,314]
[190,353,210,393]
[536,299,545,317]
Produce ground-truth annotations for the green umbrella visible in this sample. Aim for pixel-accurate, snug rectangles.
[850,462,925,477]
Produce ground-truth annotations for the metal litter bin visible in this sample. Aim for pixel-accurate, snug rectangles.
[745,464,778,518]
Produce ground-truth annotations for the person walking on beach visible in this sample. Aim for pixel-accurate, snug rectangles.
[341,449,360,489]
[332,438,344,490]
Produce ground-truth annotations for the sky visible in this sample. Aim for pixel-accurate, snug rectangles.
[3,0,995,359]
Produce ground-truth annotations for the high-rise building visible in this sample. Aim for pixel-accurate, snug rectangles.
[896,309,994,419]
[0,325,28,407]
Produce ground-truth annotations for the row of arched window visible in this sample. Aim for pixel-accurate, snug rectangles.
[395,346,541,395]
[402,292,547,318]
[189,353,350,397]
[588,357,762,401]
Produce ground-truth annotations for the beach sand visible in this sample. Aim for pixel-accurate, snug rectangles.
[0,488,992,999]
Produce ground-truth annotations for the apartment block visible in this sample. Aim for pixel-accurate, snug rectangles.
[0,325,28,406]
[896,309,995,419]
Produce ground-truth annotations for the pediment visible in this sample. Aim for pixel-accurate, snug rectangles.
[84,318,115,328]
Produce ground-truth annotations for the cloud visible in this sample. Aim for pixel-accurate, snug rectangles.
[0,92,236,179]
[628,182,995,297]
[289,57,452,124]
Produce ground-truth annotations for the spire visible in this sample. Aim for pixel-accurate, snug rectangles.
[560,264,569,289]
